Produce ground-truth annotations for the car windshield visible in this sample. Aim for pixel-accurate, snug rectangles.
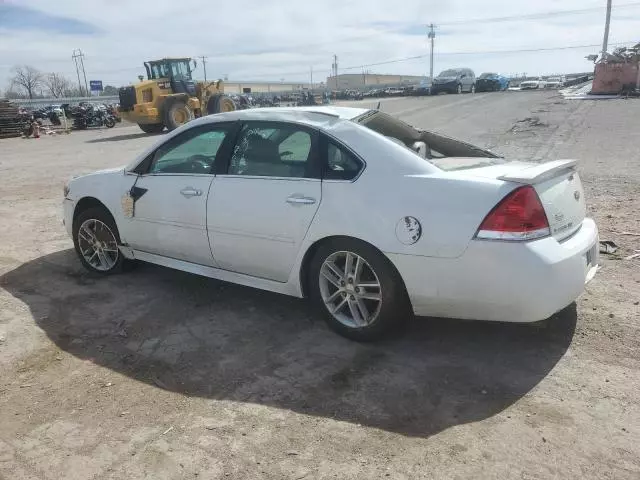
[479,73,497,79]
[438,69,459,77]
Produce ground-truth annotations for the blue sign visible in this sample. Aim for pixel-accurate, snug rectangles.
[89,80,103,92]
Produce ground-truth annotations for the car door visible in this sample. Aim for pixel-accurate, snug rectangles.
[208,121,322,282]
[121,123,235,266]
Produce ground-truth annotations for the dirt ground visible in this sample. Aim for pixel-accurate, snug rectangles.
[0,91,638,480]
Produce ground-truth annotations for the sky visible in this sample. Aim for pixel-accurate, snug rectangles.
[0,0,639,92]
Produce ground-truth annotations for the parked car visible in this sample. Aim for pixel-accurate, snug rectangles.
[475,73,510,92]
[544,76,565,89]
[410,85,431,96]
[63,106,598,341]
[430,68,476,94]
[384,87,404,96]
[519,78,547,90]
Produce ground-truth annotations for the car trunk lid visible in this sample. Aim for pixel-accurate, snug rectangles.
[449,158,586,241]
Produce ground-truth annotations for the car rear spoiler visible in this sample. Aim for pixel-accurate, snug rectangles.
[497,159,577,184]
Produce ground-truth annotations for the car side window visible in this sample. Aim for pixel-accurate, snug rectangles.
[228,123,313,178]
[149,126,229,174]
[325,141,363,181]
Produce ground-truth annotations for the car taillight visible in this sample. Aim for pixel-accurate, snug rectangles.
[476,185,550,241]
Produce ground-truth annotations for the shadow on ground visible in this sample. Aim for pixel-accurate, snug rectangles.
[85,131,163,143]
[0,249,576,438]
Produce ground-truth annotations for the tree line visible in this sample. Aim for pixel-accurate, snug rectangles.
[2,65,118,99]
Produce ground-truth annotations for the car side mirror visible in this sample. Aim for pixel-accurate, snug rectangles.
[412,141,428,159]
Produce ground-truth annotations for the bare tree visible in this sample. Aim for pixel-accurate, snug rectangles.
[44,73,72,98]
[10,65,44,99]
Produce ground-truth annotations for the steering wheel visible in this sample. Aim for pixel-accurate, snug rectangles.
[186,155,212,173]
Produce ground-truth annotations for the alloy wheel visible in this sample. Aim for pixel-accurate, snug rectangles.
[77,218,119,271]
[318,251,382,328]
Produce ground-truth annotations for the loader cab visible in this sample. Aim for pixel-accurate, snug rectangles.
[144,58,196,96]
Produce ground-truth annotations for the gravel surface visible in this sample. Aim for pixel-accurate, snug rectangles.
[0,91,638,480]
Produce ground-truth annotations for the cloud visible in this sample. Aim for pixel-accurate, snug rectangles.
[0,3,100,35]
[0,0,638,91]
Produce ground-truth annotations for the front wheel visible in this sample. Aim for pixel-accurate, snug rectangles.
[104,117,116,128]
[470,84,476,94]
[456,84,463,94]
[164,100,194,131]
[138,123,165,134]
[308,238,411,341]
[206,94,236,115]
[72,207,125,275]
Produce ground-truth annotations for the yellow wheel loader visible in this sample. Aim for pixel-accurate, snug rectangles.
[117,58,236,133]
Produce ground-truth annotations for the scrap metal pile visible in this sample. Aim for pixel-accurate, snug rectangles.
[0,99,27,139]
[602,43,640,63]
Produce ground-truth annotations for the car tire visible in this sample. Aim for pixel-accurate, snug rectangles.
[163,99,194,131]
[72,206,126,275]
[470,84,476,94]
[308,238,411,341]
[456,84,462,94]
[138,123,164,134]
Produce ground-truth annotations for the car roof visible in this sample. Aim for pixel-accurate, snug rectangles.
[190,106,372,128]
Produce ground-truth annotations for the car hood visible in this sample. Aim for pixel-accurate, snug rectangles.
[70,166,125,183]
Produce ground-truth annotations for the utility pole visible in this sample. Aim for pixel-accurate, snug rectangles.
[333,54,338,90]
[72,49,88,96]
[199,56,208,82]
[601,0,612,58]
[310,66,313,90]
[428,24,436,82]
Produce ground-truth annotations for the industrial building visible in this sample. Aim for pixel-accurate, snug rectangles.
[326,73,426,90]
[221,80,310,94]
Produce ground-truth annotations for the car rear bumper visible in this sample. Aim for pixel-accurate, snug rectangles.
[386,218,599,322]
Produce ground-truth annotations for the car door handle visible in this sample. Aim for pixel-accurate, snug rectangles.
[180,187,202,198]
[286,195,316,205]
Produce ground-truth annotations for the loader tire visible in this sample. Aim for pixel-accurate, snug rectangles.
[138,123,165,134]
[206,95,236,115]
[163,99,194,131]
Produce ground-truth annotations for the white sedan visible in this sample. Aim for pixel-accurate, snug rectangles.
[63,106,598,341]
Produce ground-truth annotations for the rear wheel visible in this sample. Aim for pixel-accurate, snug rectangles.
[164,100,194,131]
[72,207,125,275]
[308,238,411,341]
[138,123,165,134]
[456,84,463,94]
[470,84,476,94]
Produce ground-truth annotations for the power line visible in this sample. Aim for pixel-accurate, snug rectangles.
[234,40,637,80]
[4,3,639,73]
[198,56,207,82]
[71,49,88,95]
[428,24,436,82]
[438,1,640,26]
